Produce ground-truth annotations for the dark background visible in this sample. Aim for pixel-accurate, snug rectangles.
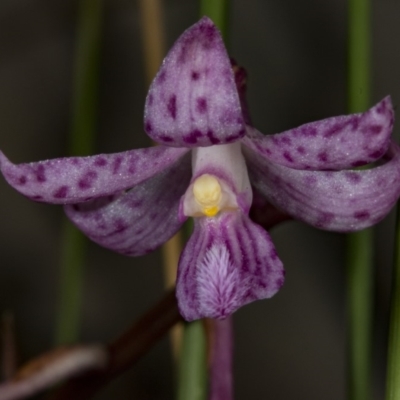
[0,0,399,398]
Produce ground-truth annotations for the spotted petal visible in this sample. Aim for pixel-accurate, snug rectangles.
[0,147,189,204]
[176,211,285,321]
[242,97,394,170]
[64,152,191,256]
[144,17,245,147]
[244,142,400,231]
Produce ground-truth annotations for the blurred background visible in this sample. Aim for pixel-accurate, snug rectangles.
[0,0,399,398]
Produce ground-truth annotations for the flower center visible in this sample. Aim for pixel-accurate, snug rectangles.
[193,174,222,217]
[181,143,253,219]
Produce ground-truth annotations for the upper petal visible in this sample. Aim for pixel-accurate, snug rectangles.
[176,211,285,321]
[64,152,191,256]
[244,142,400,231]
[144,17,245,147]
[0,146,189,204]
[242,97,394,170]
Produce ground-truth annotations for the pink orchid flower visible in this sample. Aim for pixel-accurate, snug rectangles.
[1,17,399,320]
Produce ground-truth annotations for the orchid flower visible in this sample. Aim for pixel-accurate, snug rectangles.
[1,17,399,321]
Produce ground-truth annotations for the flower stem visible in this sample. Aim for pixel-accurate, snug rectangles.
[348,0,370,113]
[55,0,103,345]
[346,0,372,398]
[177,321,208,400]
[346,231,373,400]
[209,318,233,400]
[385,207,400,400]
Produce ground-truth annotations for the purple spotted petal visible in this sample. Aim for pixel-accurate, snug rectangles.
[144,17,245,147]
[64,152,191,256]
[244,142,400,231]
[242,97,394,170]
[0,146,189,204]
[176,211,285,321]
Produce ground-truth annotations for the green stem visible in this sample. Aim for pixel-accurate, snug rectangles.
[69,0,103,155]
[348,0,370,113]
[55,225,87,345]
[177,321,208,400]
[346,230,373,400]
[386,208,400,400]
[55,0,103,345]
[346,0,372,398]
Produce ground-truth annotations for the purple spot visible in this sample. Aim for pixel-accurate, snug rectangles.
[297,146,305,154]
[226,129,245,143]
[345,172,362,183]
[207,130,220,144]
[113,219,128,234]
[158,70,166,83]
[53,185,69,199]
[324,124,342,138]
[351,117,359,131]
[78,170,98,190]
[191,71,200,80]
[354,210,370,220]
[300,126,317,137]
[376,101,386,114]
[281,136,291,145]
[196,97,207,114]
[283,151,293,163]
[368,149,384,159]
[317,152,328,162]
[178,43,189,64]
[270,249,278,260]
[35,165,46,183]
[184,130,203,144]
[260,146,272,155]
[94,157,107,167]
[128,162,136,174]
[198,21,217,50]
[159,135,173,142]
[167,95,177,119]
[369,125,383,135]
[30,195,43,201]
[145,120,153,134]
[18,175,27,185]
[112,157,122,174]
